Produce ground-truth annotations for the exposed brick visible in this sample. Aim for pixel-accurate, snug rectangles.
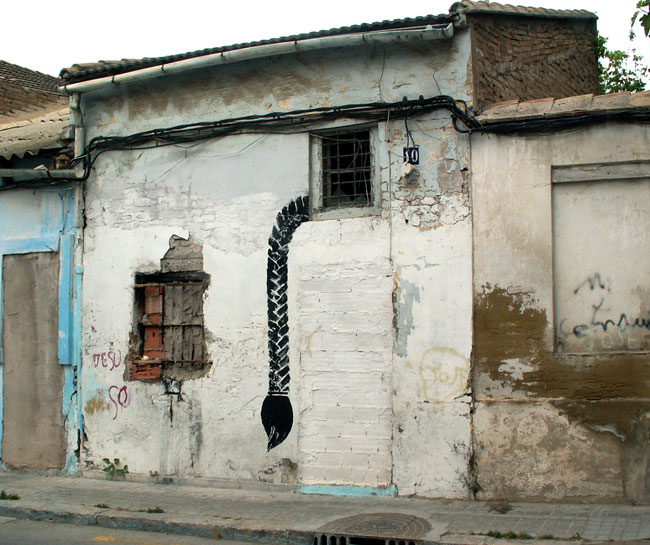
[130,362,162,380]
[470,14,599,110]
[142,349,166,360]
[144,285,162,297]
[143,326,164,350]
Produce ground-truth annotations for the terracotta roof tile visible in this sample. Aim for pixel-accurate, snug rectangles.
[0,60,61,93]
[0,60,66,117]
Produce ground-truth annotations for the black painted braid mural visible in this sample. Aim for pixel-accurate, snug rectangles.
[262,195,309,451]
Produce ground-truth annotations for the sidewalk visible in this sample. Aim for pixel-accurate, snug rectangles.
[0,471,647,545]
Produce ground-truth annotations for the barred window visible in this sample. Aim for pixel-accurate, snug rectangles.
[322,130,372,209]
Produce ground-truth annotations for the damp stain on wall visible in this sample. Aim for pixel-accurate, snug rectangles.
[473,284,650,502]
[393,269,420,358]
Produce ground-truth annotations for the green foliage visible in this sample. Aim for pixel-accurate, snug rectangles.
[486,531,534,539]
[102,457,129,476]
[147,506,165,513]
[0,490,19,500]
[94,503,110,508]
[597,1,649,93]
[631,0,650,39]
[479,530,582,541]
[597,34,648,93]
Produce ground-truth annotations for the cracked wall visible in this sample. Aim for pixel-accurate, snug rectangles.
[79,32,474,496]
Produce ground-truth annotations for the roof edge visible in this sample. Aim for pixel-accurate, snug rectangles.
[60,14,456,84]
[449,1,597,20]
[60,23,456,94]
[477,91,650,123]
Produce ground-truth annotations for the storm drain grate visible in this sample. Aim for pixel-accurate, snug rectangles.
[315,513,432,545]
[313,534,419,545]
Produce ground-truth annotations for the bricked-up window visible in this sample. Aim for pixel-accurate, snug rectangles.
[128,236,211,381]
[322,130,371,209]
[137,274,208,360]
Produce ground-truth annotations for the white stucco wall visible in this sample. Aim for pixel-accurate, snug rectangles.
[79,33,475,497]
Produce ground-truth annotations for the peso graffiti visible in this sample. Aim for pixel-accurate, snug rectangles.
[261,195,309,451]
[92,350,122,371]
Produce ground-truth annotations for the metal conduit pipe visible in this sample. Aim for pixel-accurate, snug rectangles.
[59,24,454,95]
[0,169,84,179]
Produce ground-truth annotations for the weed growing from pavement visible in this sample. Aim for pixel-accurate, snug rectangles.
[94,503,110,508]
[0,490,19,500]
[475,530,583,541]
[487,531,535,539]
[146,506,165,513]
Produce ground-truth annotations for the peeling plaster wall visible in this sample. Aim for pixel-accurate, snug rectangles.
[79,33,474,496]
[471,123,650,503]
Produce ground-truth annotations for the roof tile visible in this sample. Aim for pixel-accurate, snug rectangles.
[478,91,650,123]
[60,14,456,83]
[450,0,597,20]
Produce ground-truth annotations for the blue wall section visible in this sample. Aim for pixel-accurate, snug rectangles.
[0,185,81,468]
[300,484,398,497]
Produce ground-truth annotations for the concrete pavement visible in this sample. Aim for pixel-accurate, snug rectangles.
[0,471,647,545]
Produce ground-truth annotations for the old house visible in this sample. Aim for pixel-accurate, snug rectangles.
[3,0,647,503]
[0,61,81,471]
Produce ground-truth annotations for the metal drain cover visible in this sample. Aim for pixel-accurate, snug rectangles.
[319,513,432,539]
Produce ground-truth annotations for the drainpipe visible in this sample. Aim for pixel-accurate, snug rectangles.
[70,92,85,159]
[59,24,455,95]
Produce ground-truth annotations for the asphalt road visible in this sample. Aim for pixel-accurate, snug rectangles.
[0,517,255,545]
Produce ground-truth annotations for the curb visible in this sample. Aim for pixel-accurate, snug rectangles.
[1,502,647,545]
[0,502,315,543]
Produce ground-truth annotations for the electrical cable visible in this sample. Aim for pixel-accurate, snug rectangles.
[67,95,481,179]
[58,95,650,181]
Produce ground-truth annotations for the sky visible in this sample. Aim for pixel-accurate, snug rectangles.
[2,0,649,77]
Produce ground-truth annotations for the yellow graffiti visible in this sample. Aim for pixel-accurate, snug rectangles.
[305,324,323,357]
[417,346,469,402]
[85,394,110,415]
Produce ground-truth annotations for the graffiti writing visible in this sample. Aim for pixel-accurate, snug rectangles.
[573,273,609,295]
[414,346,469,403]
[560,272,650,351]
[108,385,130,420]
[573,312,650,337]
[92,350,122,371]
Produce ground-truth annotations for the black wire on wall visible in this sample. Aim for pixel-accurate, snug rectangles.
[69,95,479,179]
[61,94,650,180]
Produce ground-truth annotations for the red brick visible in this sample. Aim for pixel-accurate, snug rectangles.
[144,285,162,296]
[131,363,162,381]
[144,326,163,350]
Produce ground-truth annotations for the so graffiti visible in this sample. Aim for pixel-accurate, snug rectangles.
[108,385,130,420]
